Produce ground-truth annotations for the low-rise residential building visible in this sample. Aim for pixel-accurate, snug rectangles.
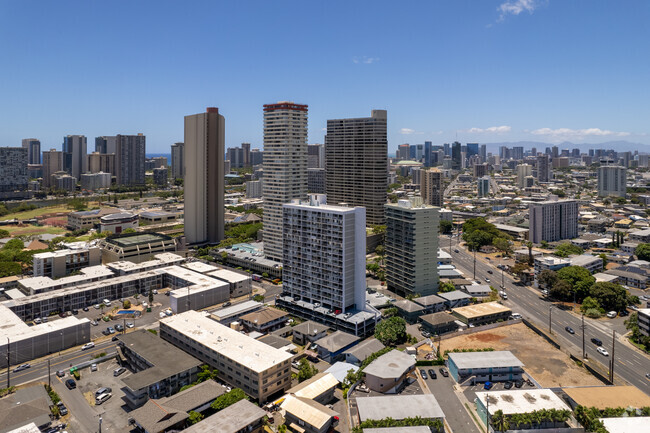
[621,241,640,254]
[18,265,115,295]
[159,310,293,402]
[514,248,543,263]
[600,417,650,433]
[98,232,178,264]
[292,321,329,346]
[139,210,179,224]
[313,331,360,362]
[461,284,493,299]
[206,268,252,298]
[363,349,416,394]
[0,385,55,433]
[286,372,339,405]
[32,247,101,278]
[239,307,288,333]
[568,254,603,273]
[437,291,472,309]
[393,299,425,323]
[210,300,264,325]
[562,385,650,410]
[629,228,650,243]
[343,338,385,366]
[419,312,459,336]
[447,351,524,383]
[281,394,340,433]
[413,293,447,313]
[451,302,512,327]
[475,389,572,430]
[168,267,230,313]
[117,330,202,408]
[604,268,648,289]
[356,394,445,425]
[182,399,267,433]
[129,380,228,433]
[534,256,570,274]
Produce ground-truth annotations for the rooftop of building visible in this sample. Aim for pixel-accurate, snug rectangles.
[182,399,266,433]
[413,293,446,306]
[256,334,295,351]
[117,330,203,391]
[207,268,251,283]
[5,422,41,433]
[448,350,524,369]
[0,304,89,342]
[462,284,493,294]
[343,337,385,362]
[356,394,444,422]
[281,394,339,430]
[239,307,288,326]
[0,385,53,433]
[420,312,457,326]
[160,311,293,373]
[180,261,219,274]
[569,254,602,266]
[32,247,94,259]
[100,211,137,221]
[600,417,650,433]
[18,265,114,291]
[210,300,263,320]
[563,386,650,410]
[363,349,415,379]
[393,299,425,313]
[535,256,570,265]
[475,389,570,415]
[287,372,339,400]
[104,232,173,247]
[438,291,473,301]
[69,208,120,217]
[292,320,330,335]
[452,302,512,319]
[314,330,360,353]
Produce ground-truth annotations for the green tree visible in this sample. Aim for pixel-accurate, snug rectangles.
[556,266,595,300]
[296,358,318,383]
[122,228,137,234]
[188,411,203,425]
[439,220,453,234]
[372,225,386,235]
[525,241,534,265]
[374,317,407,346]
[0,262,22,277]
[635,243,650,261]
[148,290,154,304]
[599,253,608,268]
[0,229,9,238]
[580,296,602,314]
[589,282,629,312]
[211,388,247,411]
[438,281,455,293]
[382,307,398,318]
[3,238,24,250]
[491,410,510,432]
[554,242,583,258]
[550,279,572,301]
[493,237,513,257]
[537,269,558,290]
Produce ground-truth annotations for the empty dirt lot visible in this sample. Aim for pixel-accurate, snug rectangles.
[429,323,603,387]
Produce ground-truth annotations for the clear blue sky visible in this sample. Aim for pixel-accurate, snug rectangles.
[1,0,649,153]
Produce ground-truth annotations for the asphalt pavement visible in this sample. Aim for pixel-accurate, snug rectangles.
[445,239,650,395]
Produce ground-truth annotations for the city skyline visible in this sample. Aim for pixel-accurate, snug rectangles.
[1,1,649,152]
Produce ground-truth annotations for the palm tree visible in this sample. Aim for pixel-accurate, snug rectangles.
[491,410,509,432]
[526,241,534,265]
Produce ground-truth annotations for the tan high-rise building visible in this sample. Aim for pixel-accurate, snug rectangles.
[324,110,388,226]
[42,149,63,189]
[421,168,443,207]
[262,101,308,261]
[184,107,225,245]
[87,152,115,176]
[516,163,532,188]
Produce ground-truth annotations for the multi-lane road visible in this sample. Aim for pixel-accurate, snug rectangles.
[446,238,650,394]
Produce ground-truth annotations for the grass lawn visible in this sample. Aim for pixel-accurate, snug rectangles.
[2,225,69,237]
[2,204,71,220]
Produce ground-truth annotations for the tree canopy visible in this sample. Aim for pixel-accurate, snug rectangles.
[554,242,584,258]
[635,243,650,261]
[589,282,629,312]
[374,316,407,346]
[461,218,508,251]
[537,270,558,290]
[556,266,595,300]
[210,388,247,411]
[296,358,318,383]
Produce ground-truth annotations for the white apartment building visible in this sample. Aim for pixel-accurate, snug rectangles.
[529,199,579,244]
[516,163,532,188]
[282,194,366,313]
[33,246,101,278]
[534,256,570,274]
[159,311,293,402]
[80,172,111,191]
[262,101,308,261]
[598,165,627,198]
[385,198,440,297]
[638,309,650,337]
[246,180,263,199]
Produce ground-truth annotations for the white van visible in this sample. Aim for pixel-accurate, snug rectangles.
[103,299,111,306]
[511,313,522,320]
[95,392,112,405]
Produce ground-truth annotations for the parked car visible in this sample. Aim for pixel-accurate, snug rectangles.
[159,312,166,319]
[606,311,617,319]
[90,320,98,326]
[95,387,112,397]
[126,322,134,328]
[420,369,428,380]
[72,309,79,315]
[33,318,42,324]
[483,381,494,390]
[152,289,158,294]
[82,306,89,312]
[95,393,112,405]
[56,370,65,378]
[597,346,609,356]
[591,337,603,346]
[13,363,30,372]
[90,363,97,372]
[113,367,126,376]
[619,310,629,317]
[487,270,493,274]
[504,381,514,389]
[94,304,101,309]
[223,302,232,307]
[81,342,95,350]
[439,368,449,377]
[103,299,111,307]
[107,327,115,334]
[565,326,575,334]
[65,379,76,390]
[115,324,124,332]
[645,373,650,380]
[56,401,68,416]
[485,277,491,283]
[514,380,524,388]
[428,369,437,379]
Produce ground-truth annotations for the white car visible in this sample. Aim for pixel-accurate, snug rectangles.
[606,311,617,318]
[597,346,609,356]
[33,318,42,324]
[126,322,134,328]
[159,312,166,319]
[82,342,95,350]
[90,363,97,372]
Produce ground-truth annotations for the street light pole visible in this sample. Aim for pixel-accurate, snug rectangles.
[548,306,553,334]
[473,248,477,281]
[581,313,586,359]
[6,337,9,389]
[610,330,616,383]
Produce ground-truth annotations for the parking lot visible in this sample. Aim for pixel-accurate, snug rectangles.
[423,370,481,433]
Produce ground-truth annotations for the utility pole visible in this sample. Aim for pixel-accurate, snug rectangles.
[48,359,51,388]
[581,314,586,359]
[98,416,102,433]
[501,267,504,290]
[610,330,616,383]
[123,318,126,334]
[473,248,477,280]
[548,306,553,334]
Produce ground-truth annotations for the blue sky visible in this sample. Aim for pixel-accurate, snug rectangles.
[1,0,649,153]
